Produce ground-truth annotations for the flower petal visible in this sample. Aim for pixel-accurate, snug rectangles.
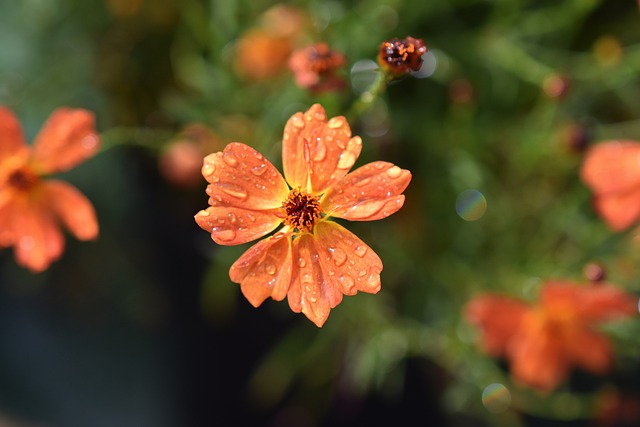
[202,143,289,210]
[465,295,529,357]
[288,232,342,327]
[12,200,64,272]
[592,190,640,231]
[322,161,411,221]
[41,180,99,240]
[31,108,100,174]
[195,206,283,245]
[282,104,362,194]
[229,231,292,307]
[314,220,382,295]
[565,328,612,375]
[541,281,637,322]
[0,107,29,166]
[581,140,640,196]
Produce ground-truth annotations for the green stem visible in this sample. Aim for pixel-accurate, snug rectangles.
[347,70,390,124]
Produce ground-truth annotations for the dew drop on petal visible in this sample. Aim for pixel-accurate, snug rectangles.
[339,275,355,293]
[314,109,326,121]
[265,263,277,275]
[223,151,239,167]
[227,212,237,224]
[327,117,344,129]
[309,295,317,303]
[81,134,99,150]
[212,227,236,242]
[312,138,327,162]
[386,165,403,179]
[298,257,307,268]
[357,269,367,277]
[354,245,368,257]
[218,182,248,199]
[202,163,216,176]
[251,163,267,176]
[291,116,305,128]
[354,177,372,187]
[328,247,347,266]
[337,151,356,169]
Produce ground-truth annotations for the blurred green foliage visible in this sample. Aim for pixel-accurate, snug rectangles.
[1,0,640,426]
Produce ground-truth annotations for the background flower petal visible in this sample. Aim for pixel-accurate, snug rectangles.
[282,104,362,194]
[195,206,283,245]
[465,295,528,356]
[31,108,100,174]
[0,107,29,167]
[322,161,411,221]
[565,328,612,374]
[229,232,292,307]
[592,190,640,231]
[314,220,382,295]
[12,202,65,273]
[43,180,99,241]
[288,233,342,327]
[202,143,289,210]
[581,140,640,195]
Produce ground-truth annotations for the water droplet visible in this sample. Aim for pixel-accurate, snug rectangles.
[265,263,277,275]
[227,212,237,224]
[354,177,371,187]
[314,110,326,121]
[291,115,305,128]
[328,247,347,266]
[251,163,267,176]
[354,245,368,257]
[309,295,317,303]
[312,138,327,162]
[328,117,344,129]
[202,163,215,176]
[223,151,239,167]
[247,213,256,222]
[337,151,356,169]
[213,227,236,242]
[358,269,367,277]
[218,182,248,199]
[339,275,355,292]
[198,209,210,217]
[81,134,99,150]
[298,257,307,268]
[386,166,402,178]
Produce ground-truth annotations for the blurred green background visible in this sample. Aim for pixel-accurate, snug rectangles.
[1,0,640,426]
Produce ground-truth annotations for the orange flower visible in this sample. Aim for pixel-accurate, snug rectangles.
[194,104,411,327]
[288,43,346,93]
[0,107,100,272]
[466,281,637,392]
[581,140,640,231]
[378,36,427,78]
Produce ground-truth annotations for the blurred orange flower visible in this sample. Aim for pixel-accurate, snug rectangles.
[288,42,346,93]
[234,5,308,82]
[581,140,640,231]
[195,104,411,327]
[466,281,637,392]
[0,107,100,272]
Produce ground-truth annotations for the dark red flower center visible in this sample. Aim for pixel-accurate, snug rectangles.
[283,188,323,232]
[7,167,39,191]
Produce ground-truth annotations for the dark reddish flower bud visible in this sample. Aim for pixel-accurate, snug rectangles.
[584,262,606,282]
[288,42,346,93]
[543,73,571,100]
[378,36,427,78]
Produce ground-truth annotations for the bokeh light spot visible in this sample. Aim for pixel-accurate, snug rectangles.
[455,189,487,221]
[481,383,511,413]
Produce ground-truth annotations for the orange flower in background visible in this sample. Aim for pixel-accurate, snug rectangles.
[581,140,640,231]
[0,107,100,272]
[378,36,427,78]
[288,42,346,93]
[466,281,637,392]
[194,104,411,327]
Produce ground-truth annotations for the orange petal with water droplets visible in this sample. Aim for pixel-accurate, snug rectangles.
[0,107,28,165]
[202,143,289,210]
[581,141,640,195]
[541,281,637,322]
[465,295,528,357]
[195,206,283,245]
[12,201,64,272]
[282,104,362,194]
[315,220,382,295]
[42,180,99,241]
[229,231,292,307]
[288,232,342,327]
[31,108,100,174]
[322,161,411,221]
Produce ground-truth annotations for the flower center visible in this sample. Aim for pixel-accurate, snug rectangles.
[282,188,323,232]
[7,167,39,192]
